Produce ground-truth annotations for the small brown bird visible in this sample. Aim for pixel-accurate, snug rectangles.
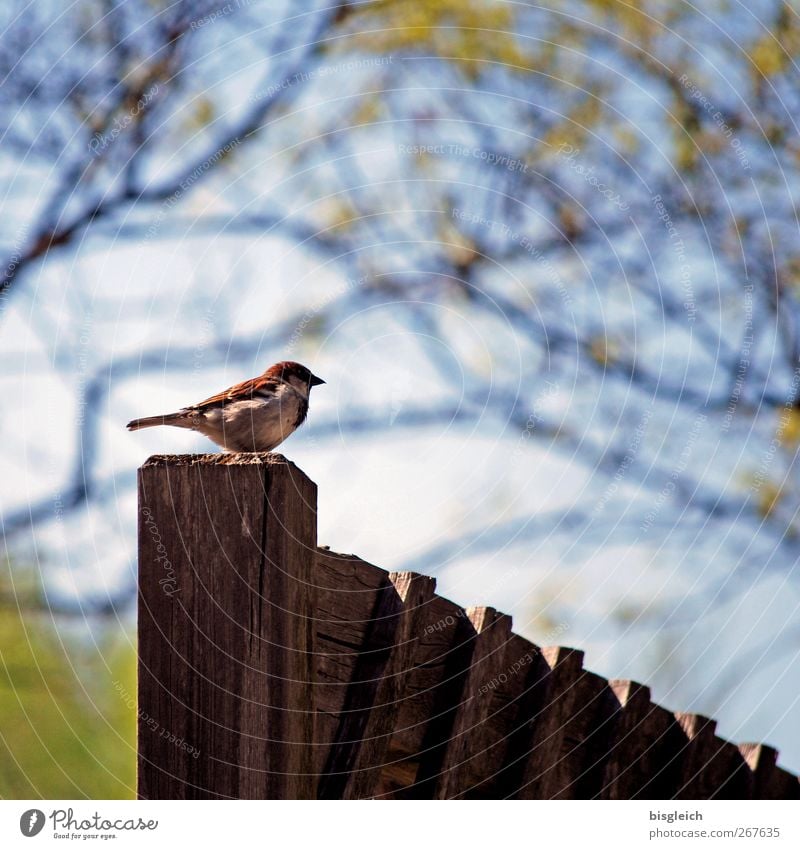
[126,360,325,452]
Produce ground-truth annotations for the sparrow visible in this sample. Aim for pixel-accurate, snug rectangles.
[126,360,325,452]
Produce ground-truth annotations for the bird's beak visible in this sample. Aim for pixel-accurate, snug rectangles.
[310,374,326,387]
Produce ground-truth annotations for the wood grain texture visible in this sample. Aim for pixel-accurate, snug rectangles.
[313,550,392,780]
[137,453,317,799]
[480,633,553,799]
[323,572,437,799]
[432,608,513,798]
[599,681,689,799]
[513,647,621,799]
[371,593,479,798]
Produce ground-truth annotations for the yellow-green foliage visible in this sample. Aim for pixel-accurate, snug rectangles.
[0,565,136,799]
[344,0,530,73]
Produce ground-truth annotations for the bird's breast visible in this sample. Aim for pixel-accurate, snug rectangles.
[216,393,304,451]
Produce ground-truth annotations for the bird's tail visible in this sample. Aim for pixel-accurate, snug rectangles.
[126,412,188,431]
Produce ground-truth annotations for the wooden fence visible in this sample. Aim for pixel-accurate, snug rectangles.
[137,453,798,799]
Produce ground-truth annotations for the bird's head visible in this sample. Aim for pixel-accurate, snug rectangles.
[267,360,326,396]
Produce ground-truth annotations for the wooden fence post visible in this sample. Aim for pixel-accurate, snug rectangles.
[137,453,317,799]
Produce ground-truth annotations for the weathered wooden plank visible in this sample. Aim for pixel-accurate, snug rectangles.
[599,681,687,799]
[513,647,621,798]
[377,595,480,798]
[137,453,317,799]
[480,634,553,798]
[432,608,514,798]
[513,646,584,798]
[674,714,752,799]
[313,550,392,780]
[322,572,438,799]
[739,744,800,800]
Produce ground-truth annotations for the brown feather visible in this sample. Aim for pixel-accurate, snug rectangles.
[193,375,282,410]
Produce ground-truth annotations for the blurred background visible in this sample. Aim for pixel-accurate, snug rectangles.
[2,0,800,797]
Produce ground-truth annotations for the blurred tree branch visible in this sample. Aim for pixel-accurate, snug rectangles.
[2,0,800,621]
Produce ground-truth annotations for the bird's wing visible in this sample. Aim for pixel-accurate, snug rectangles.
[192,375,283,410]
